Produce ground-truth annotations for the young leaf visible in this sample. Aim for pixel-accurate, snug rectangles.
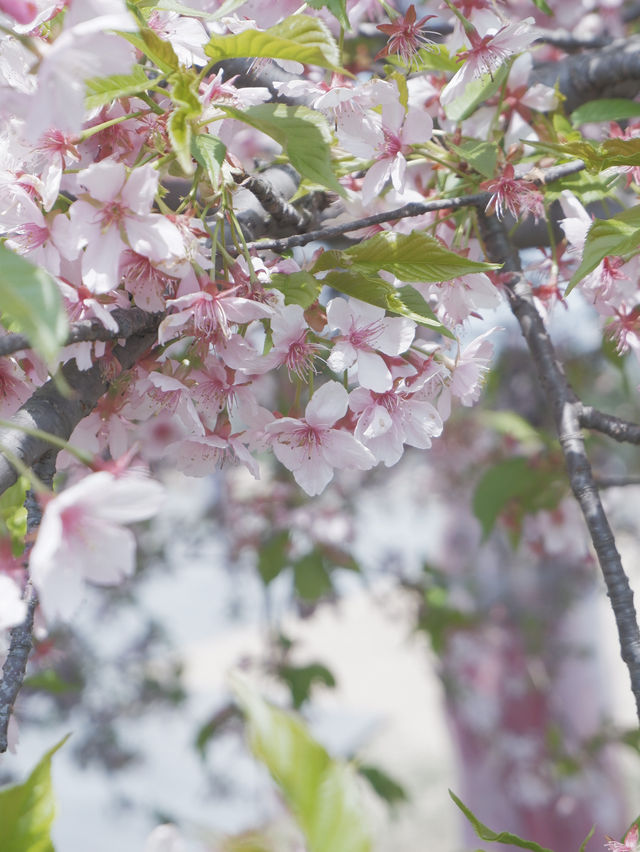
[85,65,151,110]
[0,244,68,366]
[306,0,349,30]
[168,108,194,174]
[293,550,332,600]
[0,735,70,852]
[204,14,344,73]
[233,675,372,852]
[449,791,555,852]
[221,103,344,195]
[313,231,500,282]
[447,140,499,179]
[191,134,226,186]
[571,99,640,127]
[269,271,322,308]
[443,63,510,123]
[566,205,640,294]
[530,0,553,15]
[123,28,181,73]
[358,765,408,806]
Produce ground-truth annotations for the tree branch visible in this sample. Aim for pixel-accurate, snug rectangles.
[0,450,56,754]
[0,306,159,359]
[0,321,161,498]
[477,208,640,724]
[579,405,640,443]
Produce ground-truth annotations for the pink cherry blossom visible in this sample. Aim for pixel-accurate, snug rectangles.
[62,160,185,294]
[326,297,416,392]
[441,19,538,106]
[265,381,375,496]
[375,5,437,66]
[606,824,640,852]
[0,0,36,24]
[483,164,545,222]
[349,377,443,466]
[29,471,165,622]
[339,93,433,203]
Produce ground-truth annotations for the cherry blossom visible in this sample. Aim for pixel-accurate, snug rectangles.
[29,471,165,622]
[62,160,185,294]
[375,5,437,66]
[441,19,538,106]
[338,93,433,203]
[266,382,375,496]
[326,298,416,392]
[483,164,545,222]
[606,824,640,852]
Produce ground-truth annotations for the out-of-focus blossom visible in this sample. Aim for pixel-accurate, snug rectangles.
[29,471,165,622]
[606,824,640,852]
[0,575,26,629]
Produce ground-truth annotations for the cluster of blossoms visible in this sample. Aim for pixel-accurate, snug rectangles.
[0,0,635,661]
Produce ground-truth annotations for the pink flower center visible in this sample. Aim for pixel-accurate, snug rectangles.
[11,222,49,251]
[100,200,128,229]
[348,319,384,349]
[382,128,403,158]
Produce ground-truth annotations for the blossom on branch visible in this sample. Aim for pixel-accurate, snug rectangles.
[266,382,375,496]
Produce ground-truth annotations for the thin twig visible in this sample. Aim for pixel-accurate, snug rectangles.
[245,160,586,253]
[595,474,640,488]
[477,208,640,725]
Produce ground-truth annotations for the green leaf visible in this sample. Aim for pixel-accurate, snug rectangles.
[478,411,548,449]
[23,670,81,695]
[85,65,151,110]
[0,244,68,366]
[358,765,408,806]
[170,73,201,116]
[322,269,454,337]
[0,477,28,556]
[269,271,322,308]
[443,63,510,123]
[0,735,70,852]
[122,28,181,73]
[412,44,461,74]
[191,133,226,186]
[571,99,640,127]
[279,662,336,708]
[600,137,640,168]
[544,168,620,205]
[167,108,194,174]
[221,103,344,195]
[313,230,500,282]
[306,0,349,30]
[472,456,566,540]
[449,791,555,852]
[531,0,553,15]
[566,205,640,294]
[204,14,344,73]
[447,140,499,179]
[257,530,290,585]
[293,550,332,601]
[233,676,372,852]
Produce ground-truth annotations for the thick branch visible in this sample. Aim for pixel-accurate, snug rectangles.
[0,306,158,359]
[478,209,640,724]
[533,35,640,112]
[0,450,56,753]
[579,405,640,443]
[0,321,160,498]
